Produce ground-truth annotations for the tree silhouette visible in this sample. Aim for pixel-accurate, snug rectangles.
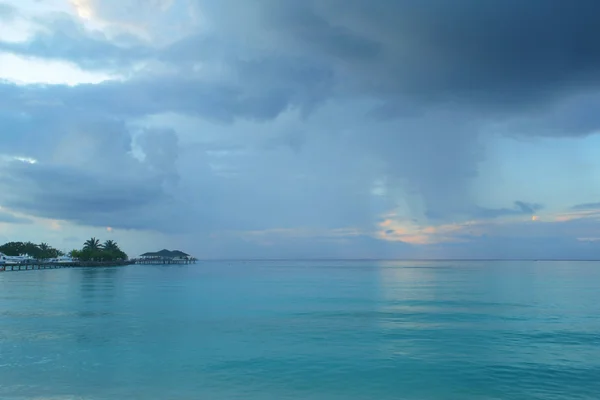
[102,240,119,252]
[83,238,101,251]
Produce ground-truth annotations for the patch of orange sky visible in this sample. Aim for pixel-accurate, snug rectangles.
[69,0,181,42]
[205,207,600,246]
[376,217,478,245]
[554,209,600,222]
[376,210,556,245]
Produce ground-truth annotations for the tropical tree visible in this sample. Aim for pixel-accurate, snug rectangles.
[38,242,54,259]
[0,242,35,256]
[72,239,128,262]
[0,241,63,259]
[102,240,119,252]
[1,239,126,262]
[83,238,101,251]
[69,249,81,259]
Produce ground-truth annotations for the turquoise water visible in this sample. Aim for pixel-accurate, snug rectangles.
[1,261,600,399]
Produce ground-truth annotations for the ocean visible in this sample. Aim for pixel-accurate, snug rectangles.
[1,260,599,399]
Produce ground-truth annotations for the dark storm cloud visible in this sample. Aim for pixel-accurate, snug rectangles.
[262,1,382,62]
[0,158,211,234]
[9,0,600,110]
[187,0,600,111]
[0,162,162,227]
[5,1,600,125]
[340,0,600,106]
[500,92,600,137]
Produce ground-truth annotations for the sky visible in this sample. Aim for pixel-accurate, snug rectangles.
[2,0,600,259]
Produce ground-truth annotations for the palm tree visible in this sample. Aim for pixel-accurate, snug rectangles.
[83,237,100,251]
[102,240,120,252]
[38,242,50,259]
[69,249,81,259]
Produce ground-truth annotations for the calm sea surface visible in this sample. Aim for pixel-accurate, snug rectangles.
[1,261,600,399]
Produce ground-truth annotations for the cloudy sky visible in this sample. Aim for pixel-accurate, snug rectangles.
[1,0,600,259]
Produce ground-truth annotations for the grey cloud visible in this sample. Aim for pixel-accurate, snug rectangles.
[501,92,600,137]
[6,1,600,116]
[6,2,600,131]
[0,159,208,234]
[190,0,600,109]
[0,162,163,226]
[135,128,180,184]
[0,114,190,232]
[354,107,484,220]
[172,127,387,232]
[434,235,599,260]
[0,104,384,235]
[0,210,31,224]
[0,15,153,71]
[431,217,600,260]
[514,201,543,214]
[194,233,414,260]
[0,3,15,21]
[0,51,333,121]
[571,202,600,211]
[262,1,382,62]
[473,201,543,219]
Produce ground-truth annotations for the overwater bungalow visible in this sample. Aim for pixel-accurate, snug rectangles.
[137,249,197,264]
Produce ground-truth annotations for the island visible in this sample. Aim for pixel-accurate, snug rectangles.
[135,249,197,265]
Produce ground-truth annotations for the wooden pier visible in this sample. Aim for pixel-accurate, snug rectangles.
[0,258,198,272]
[0,260,134,272]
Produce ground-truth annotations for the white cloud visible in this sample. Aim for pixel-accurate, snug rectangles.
[0,52,118,85]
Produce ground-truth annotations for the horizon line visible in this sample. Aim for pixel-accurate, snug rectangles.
[190,258,600,262]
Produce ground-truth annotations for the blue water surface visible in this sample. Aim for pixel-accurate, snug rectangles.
[1,260,600,399]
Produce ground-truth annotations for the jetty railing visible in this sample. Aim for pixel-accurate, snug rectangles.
[0,258,198,272]
[0,260,135,272]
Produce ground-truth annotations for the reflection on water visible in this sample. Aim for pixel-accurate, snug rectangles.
[1,261,600,399]
[78,267,121,300]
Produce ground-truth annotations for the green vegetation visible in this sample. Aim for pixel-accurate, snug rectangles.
[0,241,63,259]
[70,238,128,262]
[0,238,128,262]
